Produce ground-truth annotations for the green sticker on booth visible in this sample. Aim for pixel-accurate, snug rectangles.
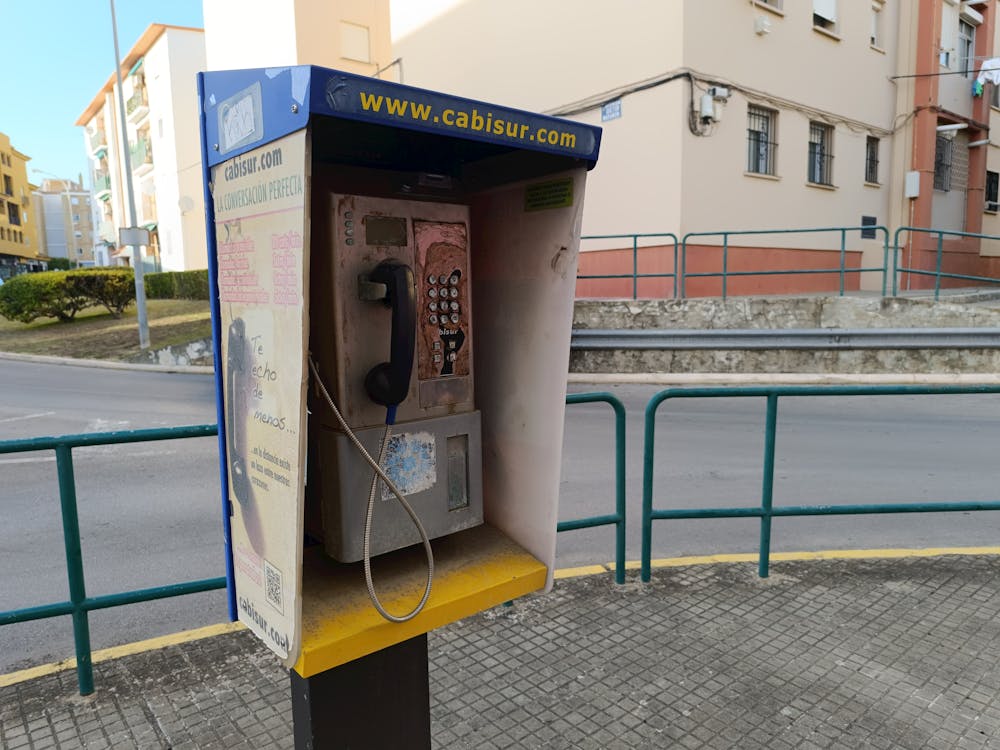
[525,179,574,212]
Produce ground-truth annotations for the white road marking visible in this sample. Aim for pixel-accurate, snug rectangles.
[0,448,176,466]
[0,411,56,424]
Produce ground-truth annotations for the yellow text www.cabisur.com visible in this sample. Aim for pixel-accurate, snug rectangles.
[358,92,579,149]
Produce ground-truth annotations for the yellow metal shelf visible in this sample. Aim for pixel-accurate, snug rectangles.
[293,524,546,677]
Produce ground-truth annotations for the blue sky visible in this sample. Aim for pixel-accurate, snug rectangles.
[5,1,204,186]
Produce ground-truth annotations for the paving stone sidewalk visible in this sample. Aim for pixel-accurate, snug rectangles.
[4,554,1000,749]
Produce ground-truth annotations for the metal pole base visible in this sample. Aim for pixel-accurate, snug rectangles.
[290,634,431,750]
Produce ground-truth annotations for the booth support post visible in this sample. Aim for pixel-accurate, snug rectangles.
[290,635,431,749]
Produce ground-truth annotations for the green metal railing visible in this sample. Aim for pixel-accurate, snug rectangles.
[892,226,1000,299]
[0,392,626,693]
[0,425,223,696]
[578,233,679,299]
[560,392,627,583]
[680,226,890,299]
[641,384,1000,583]
[578,227,891,300]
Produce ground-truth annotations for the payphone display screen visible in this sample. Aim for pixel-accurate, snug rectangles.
[364,215,408,246]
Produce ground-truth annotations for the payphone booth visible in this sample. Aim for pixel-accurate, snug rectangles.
[199,65,601,746]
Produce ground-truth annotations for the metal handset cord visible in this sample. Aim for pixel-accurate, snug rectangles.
[307,355,434,622]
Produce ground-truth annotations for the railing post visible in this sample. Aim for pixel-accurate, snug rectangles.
[612,397,627,584]
[56,444,94,695]
[672,236,679,300]
[892,228,902,296]
[722,234,729,300]
[839,229,846,296]
[680,235,688,299]
[935,231,944,300]
[881,228,889,297]
[757,395,779,578]
[641,394,663,583]
[632,234,639,300]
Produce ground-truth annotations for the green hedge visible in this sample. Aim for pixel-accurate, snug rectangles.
[145,269,210,300]
[66,268,135,318]
[144,272,174,299]
[0,268,136,323]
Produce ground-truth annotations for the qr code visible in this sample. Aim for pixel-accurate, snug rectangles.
[264,559,283,614]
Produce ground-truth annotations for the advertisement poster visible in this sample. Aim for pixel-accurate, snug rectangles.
[213,129,308,665]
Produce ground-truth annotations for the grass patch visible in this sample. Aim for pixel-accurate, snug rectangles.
[0,299,212,361]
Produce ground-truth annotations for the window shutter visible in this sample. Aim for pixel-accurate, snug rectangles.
[813,0,837,22]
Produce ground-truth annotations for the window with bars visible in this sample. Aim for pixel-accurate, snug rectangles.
[934,135,953,191]
[746,106,777,175]
[865,136,880,184]
[808,122,834,185]
[986,171,999,212]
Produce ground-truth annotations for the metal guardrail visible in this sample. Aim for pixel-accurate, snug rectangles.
[893,226,1000,300]
[0,425,223,696]
[0,394,627,694]
[572,327,1000,350]
[560,392,626,583]
[640,384,1000,583]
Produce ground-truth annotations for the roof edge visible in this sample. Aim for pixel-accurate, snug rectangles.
[75,23,204,127]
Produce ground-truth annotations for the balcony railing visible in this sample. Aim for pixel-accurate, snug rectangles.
[140,193,157,226]
[94,173,111,200]
[125,80,148,122]
[88,128,108,156]
[129,138,153,175]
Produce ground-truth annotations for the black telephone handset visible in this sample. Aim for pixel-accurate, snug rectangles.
[364,262,416,409]
[227,318,252,510]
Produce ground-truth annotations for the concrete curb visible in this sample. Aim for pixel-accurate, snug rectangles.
[0,350,213,375]
[4,350,998,385]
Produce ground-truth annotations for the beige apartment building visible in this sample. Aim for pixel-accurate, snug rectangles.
[0,131,42,279]
[32,179,97,266]
[77,25,207,272]
[394,0,1000,296]
[203,0,391,74]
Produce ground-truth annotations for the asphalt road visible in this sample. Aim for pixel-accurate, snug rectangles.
[2,357,1000,673]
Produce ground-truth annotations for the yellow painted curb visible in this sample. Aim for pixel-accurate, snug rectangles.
[642,546,1000,569]
[554,564,608,579]
[0,621,245,689]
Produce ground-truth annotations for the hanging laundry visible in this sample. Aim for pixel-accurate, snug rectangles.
[977,58,1000,86]
[974,80,985,97]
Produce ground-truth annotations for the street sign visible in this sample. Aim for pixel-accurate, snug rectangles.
[119,227,150,246]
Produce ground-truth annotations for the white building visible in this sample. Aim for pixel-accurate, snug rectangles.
[76,24,208,272]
